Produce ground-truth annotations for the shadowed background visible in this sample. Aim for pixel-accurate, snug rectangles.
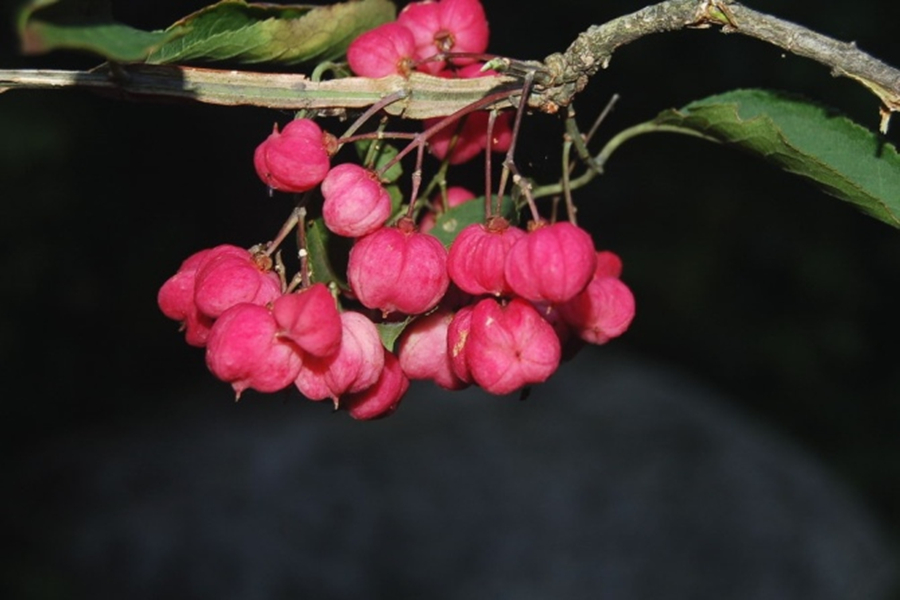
[1,0,899,597]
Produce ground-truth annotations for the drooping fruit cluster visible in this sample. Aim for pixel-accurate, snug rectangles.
[159,195,635,419]
[157,0,636,420]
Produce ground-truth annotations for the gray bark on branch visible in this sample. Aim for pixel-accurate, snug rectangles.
[530,0,900,131]
[2,1,898,131]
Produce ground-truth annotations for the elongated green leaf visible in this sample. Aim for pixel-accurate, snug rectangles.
[17,0,395,66]
[306,217,350,291]
[18,0,183,61]
[147,0,396,65]
[653,89,900,228]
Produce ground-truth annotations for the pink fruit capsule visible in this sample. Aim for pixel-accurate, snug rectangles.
[559,275,636,345]
[447,218,525,296]
[347,221,450,316]
[397,308,469,390]
[398,0,489,73]
[294,311,385,402]
[321,163,392,238]
[157,247,215,347]
[205,303,303,398]
[347,22,418,77]
[465,297,561,395]
[272,283,342,358]
[254,118,332,193]
[192,244,282,319]
[343,351,409,421]
[504,221,597,304]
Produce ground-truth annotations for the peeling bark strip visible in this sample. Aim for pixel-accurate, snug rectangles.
[2,1,899,129]
[0,65,523,120]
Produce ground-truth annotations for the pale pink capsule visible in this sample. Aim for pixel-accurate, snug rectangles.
[398,309,469,390]
[595,250,624,279]
[157,248,211,321]
[294,311,385,402]
[398,0,489,73]
[157,247,215,347]
[559,276,636,345]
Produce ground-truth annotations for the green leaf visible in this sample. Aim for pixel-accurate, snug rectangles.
[17,0,396,66]
[147,0,396,65]
[306,217,350,291]
[376,317,413,352]
[17,0,184,61]
[653,89,900,228]
[386,184,405,221]
[430,196,518,248]
[355,139,403,183]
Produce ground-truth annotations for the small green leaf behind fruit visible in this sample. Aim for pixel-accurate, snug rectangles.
[306,217,350,291]
[376,317,413,352]
[430,195,519,248]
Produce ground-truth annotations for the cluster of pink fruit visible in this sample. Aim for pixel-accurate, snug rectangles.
[159,114,635,417]
[157,0,636,419]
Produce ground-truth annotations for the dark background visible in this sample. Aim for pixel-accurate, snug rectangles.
[1,0,899,590]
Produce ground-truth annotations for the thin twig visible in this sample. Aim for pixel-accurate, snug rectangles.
[534,0,900,131]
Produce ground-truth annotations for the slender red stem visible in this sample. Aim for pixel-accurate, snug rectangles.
[376,87,520,180]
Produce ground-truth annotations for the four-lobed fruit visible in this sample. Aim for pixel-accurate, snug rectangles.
[504,221,598,304]
[447,217,525,296]
[397,0,489,74]
[294,311,386,403]
[347,218,450,316]
[464,297,562,395]
[272,283,343,358]
[321,163,392,238]
[193,244,282,319]
[346,21,418,78]
[254,118,334,193]
[157,248,216,347]
[205,303,303,397]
